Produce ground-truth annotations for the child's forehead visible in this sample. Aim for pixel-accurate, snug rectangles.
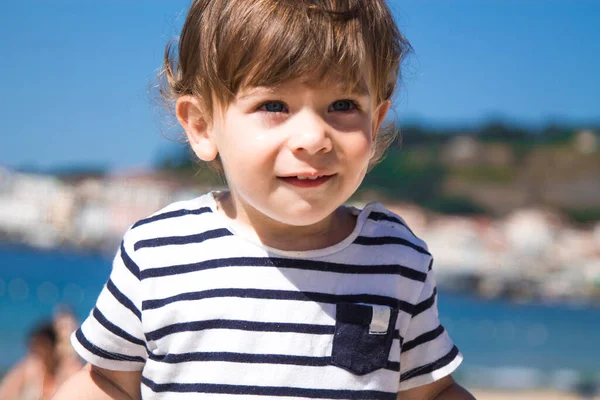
[237,76,372,98]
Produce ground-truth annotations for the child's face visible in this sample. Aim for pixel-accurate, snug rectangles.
[185,78,389,229]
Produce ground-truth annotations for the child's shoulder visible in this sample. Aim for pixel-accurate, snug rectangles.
[358,201,432,267]
[121,192,217,247]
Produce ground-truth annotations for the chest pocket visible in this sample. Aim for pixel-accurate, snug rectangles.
[331,303,398,375]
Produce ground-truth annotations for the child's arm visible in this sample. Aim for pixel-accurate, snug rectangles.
[59,235,147,399]
[52,364,142,400]
[397,375,476,400]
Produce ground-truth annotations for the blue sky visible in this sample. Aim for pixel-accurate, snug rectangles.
[0,0,598,171]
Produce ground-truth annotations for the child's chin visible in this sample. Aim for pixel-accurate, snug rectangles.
[272,208,340,228]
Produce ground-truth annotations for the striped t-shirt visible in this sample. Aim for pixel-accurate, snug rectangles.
[72,192,462,399]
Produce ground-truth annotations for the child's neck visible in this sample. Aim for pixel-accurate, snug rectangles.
[215,191,356,252]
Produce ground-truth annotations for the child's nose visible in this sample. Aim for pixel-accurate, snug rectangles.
[287,111,333,155]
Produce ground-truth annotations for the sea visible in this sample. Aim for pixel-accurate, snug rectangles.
[1,244,599,391]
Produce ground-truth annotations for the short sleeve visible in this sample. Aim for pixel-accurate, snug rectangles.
[71,239,147,371]
[398,261,463,391]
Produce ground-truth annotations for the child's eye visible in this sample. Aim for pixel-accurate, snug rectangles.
[329,100,358,112]
[258,101,288,113]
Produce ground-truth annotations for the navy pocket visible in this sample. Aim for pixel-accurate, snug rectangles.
[331,303,398,375]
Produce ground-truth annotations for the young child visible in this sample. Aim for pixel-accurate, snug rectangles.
[55,0,475,399]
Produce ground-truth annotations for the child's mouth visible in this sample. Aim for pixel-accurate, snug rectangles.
[279,174,333,188]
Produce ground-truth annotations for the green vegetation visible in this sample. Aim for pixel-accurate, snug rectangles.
[451,166,517,184]
[565,208,600,225]
[425,196,487,215]
[360,148,446,202]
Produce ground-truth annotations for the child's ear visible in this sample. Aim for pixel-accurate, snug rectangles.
[176,95,218,162]
[372,100,391,142]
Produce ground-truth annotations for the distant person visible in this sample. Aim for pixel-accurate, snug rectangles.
[52,306,83,384]
[54,1,474,399]
[0,322,58,400]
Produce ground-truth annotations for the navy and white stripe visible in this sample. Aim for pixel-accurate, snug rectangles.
[72,193,462,398]
[139,257,428,280]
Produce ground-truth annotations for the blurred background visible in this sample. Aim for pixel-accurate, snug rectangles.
[0,1,599,399]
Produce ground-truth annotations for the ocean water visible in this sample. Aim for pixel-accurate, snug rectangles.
[1,244,599,390]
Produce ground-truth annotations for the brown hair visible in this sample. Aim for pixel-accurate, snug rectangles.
[160,0,411,166]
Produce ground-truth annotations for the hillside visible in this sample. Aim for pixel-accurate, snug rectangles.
[157,122,600,223]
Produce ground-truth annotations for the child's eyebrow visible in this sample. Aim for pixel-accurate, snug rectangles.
[333,78,371,97]
[236,78,371,100]
[347,82,371,97]
[237,87,277,100]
